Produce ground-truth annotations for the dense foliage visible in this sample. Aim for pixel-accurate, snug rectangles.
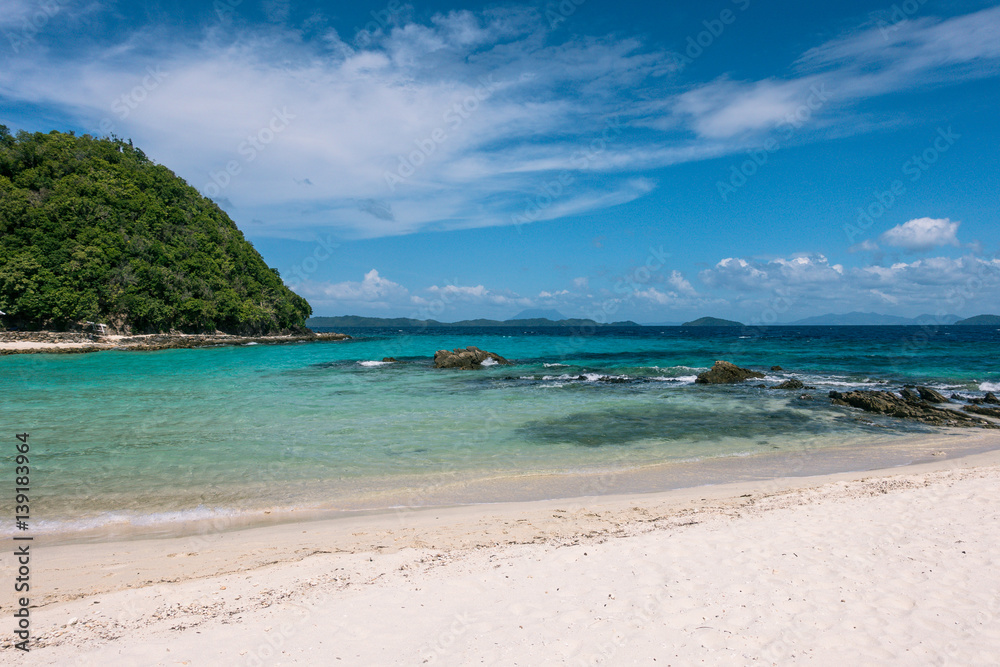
[0,128,311,333]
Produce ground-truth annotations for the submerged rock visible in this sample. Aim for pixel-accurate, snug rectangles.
[433,346,511,370]
[916,386,949,403]
[773,379,804,390]
[829,390,997,428]
[695,360,766,384]
[770,365,783,371]
[382,357,398,362]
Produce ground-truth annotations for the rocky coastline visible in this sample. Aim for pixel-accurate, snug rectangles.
[0,330,350,355]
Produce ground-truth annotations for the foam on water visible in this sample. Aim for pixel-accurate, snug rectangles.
[358,360,391,367]
[981,382,1000,392]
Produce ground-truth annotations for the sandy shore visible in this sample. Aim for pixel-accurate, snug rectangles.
[3,445,1000,665]
[0,331,349,355]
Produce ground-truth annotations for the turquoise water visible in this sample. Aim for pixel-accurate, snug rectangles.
[2,325,998,538]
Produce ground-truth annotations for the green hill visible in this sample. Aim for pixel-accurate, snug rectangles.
[0,127,310,334]
[955,314,1000,325]
[681,316,743,327]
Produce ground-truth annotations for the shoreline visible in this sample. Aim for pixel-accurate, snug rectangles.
[13,439,1000,606]
[24,428,1000,546]
[0,330,350,355]
[6,444,1000,662]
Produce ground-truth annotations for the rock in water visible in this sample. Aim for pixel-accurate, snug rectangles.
[916,386,949,403]
[773,379,804,390]
[770,365,783,371]
[985,392,1000,405]
[433,346,511,370]
[382,357,398,362]
[964,404,1000,418]
[695,361,766,384]
[900,387,922,402]
[829,390,997,428]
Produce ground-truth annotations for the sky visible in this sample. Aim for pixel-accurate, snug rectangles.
[2,0,999,323]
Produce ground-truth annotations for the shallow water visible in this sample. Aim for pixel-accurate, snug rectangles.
[2,324,998,539]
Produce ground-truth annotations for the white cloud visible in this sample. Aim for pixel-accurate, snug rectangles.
[849,239,880,253]
[667,270,697,296]
[427,283,531,307]
[879,217,960,252]
[572,277,589,290]
[298,269,409,305]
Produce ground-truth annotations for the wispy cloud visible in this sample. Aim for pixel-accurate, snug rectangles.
[2,4,999,240]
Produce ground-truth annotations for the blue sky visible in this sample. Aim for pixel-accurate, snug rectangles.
[2,0,999,322]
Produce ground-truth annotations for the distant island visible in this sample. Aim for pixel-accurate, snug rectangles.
[0,128,311,334]
[307,315,640,328]
[681,317,743,327]
[955,314,1000,325]
[787,312,961,326]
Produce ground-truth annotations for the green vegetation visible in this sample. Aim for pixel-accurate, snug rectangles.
[681,316,743,327]
[955,314,1000,325]
[0,127,311,333]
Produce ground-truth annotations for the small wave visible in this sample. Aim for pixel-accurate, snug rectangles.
[357,360,390,367]
[244,342,259,346]
[544,363,568,368]
[480,358,498,367]
[651,375,698,384]
[980,382,1000,392]
[19,505,245,536]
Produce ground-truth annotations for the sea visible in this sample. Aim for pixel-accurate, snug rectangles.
[3,325,999,543]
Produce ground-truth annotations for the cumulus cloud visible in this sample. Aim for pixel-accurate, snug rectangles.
[849,239,880,253]
[879,217,960,252]
[427,283,531,307]
[299,269,409,306]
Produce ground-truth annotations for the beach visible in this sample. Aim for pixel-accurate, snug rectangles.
[5,444,1000,665]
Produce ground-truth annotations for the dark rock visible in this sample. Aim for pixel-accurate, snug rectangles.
[756,384,767,388]
[773,379,804,390]
[770,365,783,371]
[900,387,922,402]
[829,390,997,428]
[598,376,629,384]
[433,346,511,370]
[951,393,965,401]
[985,392,1000,405]
[964,405,1000,419]
[695,361,766,384]
[382,357,398,362]
[799,394,814,400]
[916,386,949,403]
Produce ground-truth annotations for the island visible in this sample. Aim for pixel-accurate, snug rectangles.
[681,316,744,327]
[0,128,311,336]
[306,315,641,328]
[955,314,1000,325]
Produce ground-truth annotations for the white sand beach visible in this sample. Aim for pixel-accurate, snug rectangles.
[4,444,999,665]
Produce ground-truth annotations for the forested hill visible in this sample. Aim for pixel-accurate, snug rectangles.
[0,128,311,334]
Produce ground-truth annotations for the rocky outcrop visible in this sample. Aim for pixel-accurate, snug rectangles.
[829,390,998,428]
[773,379,804,390]
[900,387,922,402]
[984,392,999,405]
[770,365,783,371]
[695,361,765,384]
[916,386,949,403]
[964,404,1000,419]
[382,357,398,362]
[433,346,511,369]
